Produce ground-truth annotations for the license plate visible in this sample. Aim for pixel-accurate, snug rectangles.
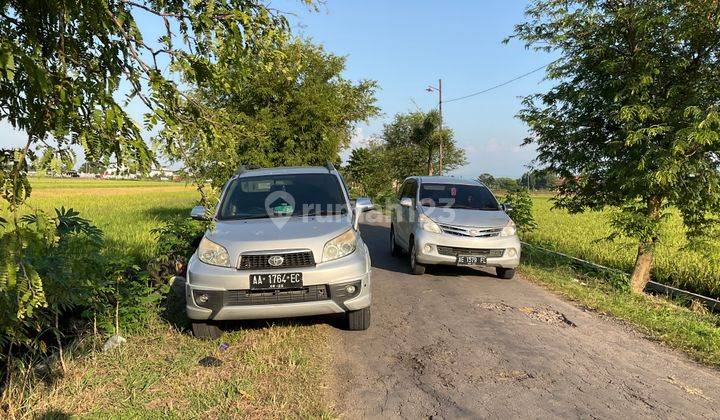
[457,255,486,266]
[249,273,303,290]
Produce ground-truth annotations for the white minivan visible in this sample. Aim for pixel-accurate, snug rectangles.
[390,176,521,278]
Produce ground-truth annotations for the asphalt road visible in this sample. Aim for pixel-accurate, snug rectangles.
[331,217,720,419]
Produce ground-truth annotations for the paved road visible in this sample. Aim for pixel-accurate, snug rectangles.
[331,217,720,419]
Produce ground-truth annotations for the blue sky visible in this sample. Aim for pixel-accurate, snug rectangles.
[278,0,556,178]
[0,1,554,178]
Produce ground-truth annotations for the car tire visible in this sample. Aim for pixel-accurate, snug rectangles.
[390,226,402,257]
[409,242,426,275]
[346,307,371,331]
[192,322,223,339]
[496,267,516,279]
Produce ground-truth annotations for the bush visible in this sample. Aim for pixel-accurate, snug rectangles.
[503,188,537,236]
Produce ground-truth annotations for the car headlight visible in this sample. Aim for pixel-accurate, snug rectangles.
[500,220,517,237]
[419,213,442,234]
[323,229,357,262]
[197,236,231,267]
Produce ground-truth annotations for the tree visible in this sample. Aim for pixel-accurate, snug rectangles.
[518,168,560,190]
[512,0,720,293]
[477,173,496,189]
[0,0,292,356]
[345,143,395,203]
[382,111,467,183]
[155,36,379,194]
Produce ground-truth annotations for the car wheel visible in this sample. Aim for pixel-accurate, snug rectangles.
[390,226,402,257]
[192,322,223,339]
[409,242,426,275]
[346,307,371,330]
[496,267,516,279]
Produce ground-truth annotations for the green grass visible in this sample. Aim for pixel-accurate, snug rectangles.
[17,178,199,261]
[2,178,334,419]
[520,247,720,367]
[525,195,720,298]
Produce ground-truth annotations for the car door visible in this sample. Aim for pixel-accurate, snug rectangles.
[397,179,417,249]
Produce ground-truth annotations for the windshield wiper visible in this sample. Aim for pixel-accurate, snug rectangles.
[305,208,347,216]
[225,214,272,220]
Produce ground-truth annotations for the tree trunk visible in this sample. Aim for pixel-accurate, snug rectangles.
[629,240,654,293]
[427,147,434,176]
[629,196,662,294]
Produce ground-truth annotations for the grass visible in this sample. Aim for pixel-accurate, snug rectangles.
[14,318,333,418]
[2,178,335,419]
[525,195,720,298]
[519,247,720,367]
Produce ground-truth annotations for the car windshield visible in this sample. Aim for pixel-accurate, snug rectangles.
[218,173,348,220]
[419,183,500,210]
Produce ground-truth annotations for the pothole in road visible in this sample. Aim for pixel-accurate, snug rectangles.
[519,306,577,327]
[476,301,577,327]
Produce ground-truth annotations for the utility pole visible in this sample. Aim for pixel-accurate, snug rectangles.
[426,78,443,175]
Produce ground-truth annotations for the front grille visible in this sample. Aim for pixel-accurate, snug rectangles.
[238,251,315,270]
[437,246,504,258]
[225,285,329,305]
[438,224,502,238]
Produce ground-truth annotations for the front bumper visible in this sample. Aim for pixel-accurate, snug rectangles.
[185,245,372,321]
[413,228,521,268]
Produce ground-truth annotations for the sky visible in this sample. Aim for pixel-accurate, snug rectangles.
[0,1,555,179]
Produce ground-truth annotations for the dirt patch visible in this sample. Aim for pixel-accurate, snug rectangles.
[477,300,577,327]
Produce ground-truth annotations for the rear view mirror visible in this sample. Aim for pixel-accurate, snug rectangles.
[501,203,512,212]
[190,205,209,220]
[399,197,413,208]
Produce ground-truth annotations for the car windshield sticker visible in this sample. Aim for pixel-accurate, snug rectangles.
[272,203,294,215]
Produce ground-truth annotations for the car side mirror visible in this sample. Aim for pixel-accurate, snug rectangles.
[353,197,374,230]
[190,205,210,220]
[355,197,374,213]
[501,203,512,212]
[399,197,413,208]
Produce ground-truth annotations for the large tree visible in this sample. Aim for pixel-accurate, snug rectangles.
[155,36,379,193]
[382,111,467,183]
[512,0,720,293]
[0,0,292,350]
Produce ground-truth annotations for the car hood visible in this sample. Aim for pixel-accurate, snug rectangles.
[421,207,510,227]
[205,215,353,264]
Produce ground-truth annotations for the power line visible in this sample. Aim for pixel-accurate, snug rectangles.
[443,63,551,104]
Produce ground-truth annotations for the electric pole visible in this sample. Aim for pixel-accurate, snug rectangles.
[426,79,444,175]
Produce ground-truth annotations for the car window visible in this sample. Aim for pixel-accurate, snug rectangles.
[419,183,500,210]
[218,173,348,220]
[398,180,411,199]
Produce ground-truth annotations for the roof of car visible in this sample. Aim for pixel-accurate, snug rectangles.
[409,176,482,186]
[237,166,335,178]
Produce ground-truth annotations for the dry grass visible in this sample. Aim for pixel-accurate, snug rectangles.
[9,315,334,419]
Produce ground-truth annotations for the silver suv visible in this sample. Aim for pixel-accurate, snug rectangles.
[390,176,521,278]
[186,165,374,338]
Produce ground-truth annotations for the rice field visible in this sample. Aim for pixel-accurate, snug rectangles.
[20,177,200,261]
[525,195,720,299]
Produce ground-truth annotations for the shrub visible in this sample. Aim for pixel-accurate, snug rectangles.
[503,188,537,236]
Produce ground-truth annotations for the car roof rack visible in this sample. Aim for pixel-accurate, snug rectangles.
[324,161,336,173]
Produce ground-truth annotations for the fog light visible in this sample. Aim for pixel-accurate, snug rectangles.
[196,293,209,304]
[423,244,433,253]
[507,248,517,257]
[345,285,357,294]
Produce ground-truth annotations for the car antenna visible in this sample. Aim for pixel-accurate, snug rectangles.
[324,161,336,173]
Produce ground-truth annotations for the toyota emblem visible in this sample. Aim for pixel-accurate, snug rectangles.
[268,255,284,267]
[469,229,480,236]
